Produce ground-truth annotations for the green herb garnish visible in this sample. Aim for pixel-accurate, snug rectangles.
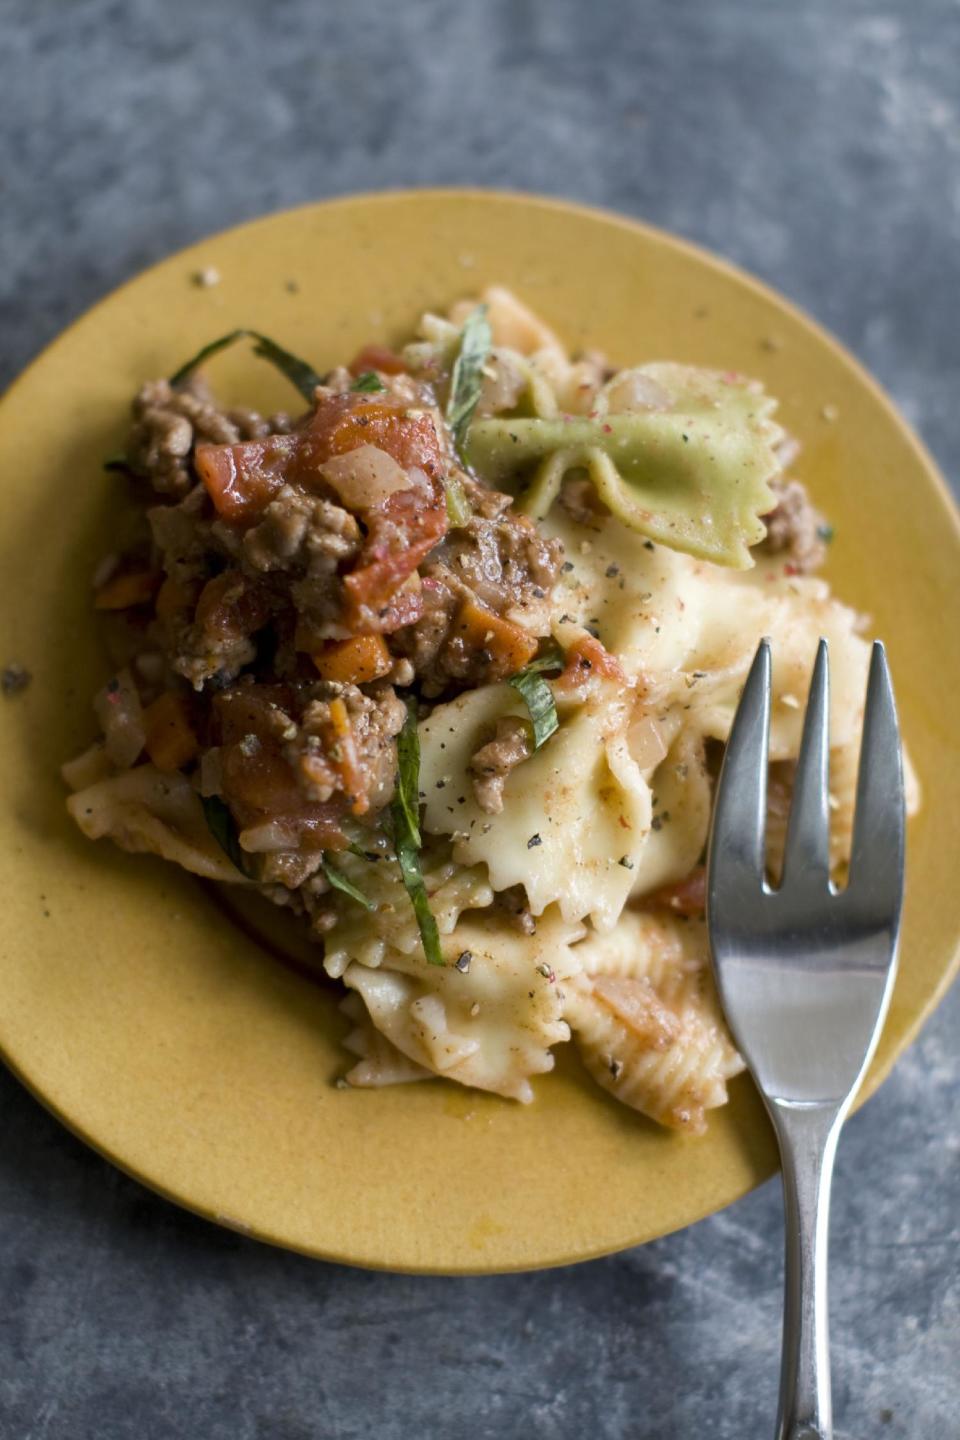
[508,642,564,750]
[169,329,323,402]
[322,857,375,911]
[391,700,443,965]
[393,698,423,845]
[201,794,255,878]
[351,371,386,394]
[393,837,443,965]
[816,522,835,544]
[446,305,492,459]
[444,471,472,527]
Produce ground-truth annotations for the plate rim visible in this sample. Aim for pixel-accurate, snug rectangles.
[1,186,957,1273]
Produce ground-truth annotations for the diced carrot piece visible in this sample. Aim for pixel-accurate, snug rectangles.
[327,697,350,736]
[348,343,408,376]
[646,866,706,916]
[312,634,392,685]
[94,569,162,611]
[324,696,368,815]
[142,691,200,772]
[453,599,538,674]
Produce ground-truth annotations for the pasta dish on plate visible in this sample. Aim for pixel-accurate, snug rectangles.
[64,287,918,1132]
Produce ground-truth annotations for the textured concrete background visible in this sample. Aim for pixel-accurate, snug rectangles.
[1,2,958,1437]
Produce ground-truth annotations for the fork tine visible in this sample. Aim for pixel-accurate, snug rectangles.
[708,637,771,891]
[847,641,905,897]
[781,639,831,890]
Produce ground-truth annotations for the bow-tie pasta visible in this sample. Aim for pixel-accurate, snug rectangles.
[342,908,585,1102]
[418,682,652,933]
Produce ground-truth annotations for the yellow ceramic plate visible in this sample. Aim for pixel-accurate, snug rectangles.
[1,192,957,1274]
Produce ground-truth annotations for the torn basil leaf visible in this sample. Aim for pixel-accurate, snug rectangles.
[393,698,423,846]
[393,831,443,966]
[391,700,443,965]
[508,643,564,750]
[322,857,375,911]
[351,371,386,394]
[170,329,323,402]
[446,305,492,461]
[201,794,255,878]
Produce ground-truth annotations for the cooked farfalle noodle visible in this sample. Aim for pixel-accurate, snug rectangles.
[564,911,743,1132]
[468,364,782,568]
[342,907,584,1102]
[323,851,494,977]
[546,509,872,760]
[66,764,244,883]
[418,682,652,933]
[628,729,712,899]
[676,564,872,758]
[339,992,434,1088]
[61,740,114,791]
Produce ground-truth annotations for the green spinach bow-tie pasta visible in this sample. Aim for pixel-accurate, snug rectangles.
[65,287,919,1134]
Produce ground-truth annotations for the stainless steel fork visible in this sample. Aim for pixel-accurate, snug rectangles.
[707,637,905,1440]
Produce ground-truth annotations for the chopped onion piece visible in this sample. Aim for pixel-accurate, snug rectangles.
[238,819,302,853]
[627,713,668,770]
[605,371,673,414]
[61,741,113,791]
[94,668,145,769]
[477,349,526,416]
[321,445,411,511]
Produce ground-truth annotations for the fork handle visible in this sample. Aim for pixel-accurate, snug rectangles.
[771,1103,844,1440]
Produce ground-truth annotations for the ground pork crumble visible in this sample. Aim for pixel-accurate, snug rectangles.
[90,349,565,902]
[758,475,829,574]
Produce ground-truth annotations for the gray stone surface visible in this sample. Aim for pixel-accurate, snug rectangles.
[1,1,958,1436]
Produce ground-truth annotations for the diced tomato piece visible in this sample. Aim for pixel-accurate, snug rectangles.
[214,686,347,848]
[646,866,706,916]
[193,571,273,645]
[375,586,426,634]
[343,485,447,630]
[555,634,627,692]
[297,393,444,483]
[197,394,448,631]
[195,434,299,522]
[347,343,408,376]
